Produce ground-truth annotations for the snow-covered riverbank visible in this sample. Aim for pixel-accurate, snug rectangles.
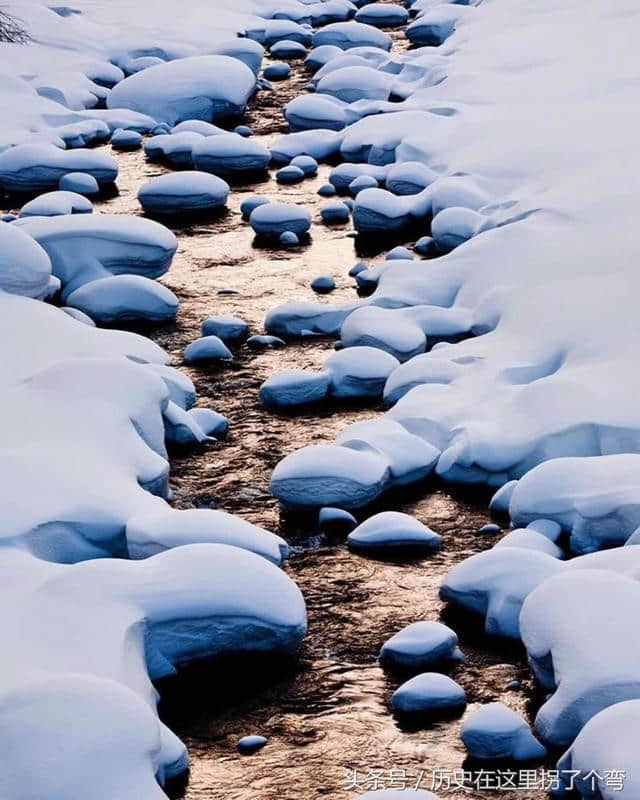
[1,0,639,798]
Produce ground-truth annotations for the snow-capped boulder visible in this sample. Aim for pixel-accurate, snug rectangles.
[201,315,249,343]
[212,37,265,75]
[431,207,487,252]
[250,202,311,237]
[270,40,308,59]
[341,306,426,361]
[285,94,349,131]
[461,703,546,761]
[494,528,563,558]
[0,144,117,193]
[317,65,392,103]
[312,21,392,51]
[356,3,409,28]
[66,275,178,324]
[325,346,399,398]
[144,132,204,168]
[379,621,461,670]
[138,172,229,215]
[260,370,330,409]
[184,336,233,364]
[19,191,93,218]
[392,673,466,715]
[58,172,100,197]
[291,155,318,176]
[192,134,271,175]
[188,408,229,439]
[111,129,143,151]
[319,507,358,535]
[321,201,351,224]
[16,214,177,299]
[125,507,287,564]
[406,5,470,46]
[108,56,256,125]
[276,165,305,184]
[264,62,291,81]
[311,275,336,293]
[0,222,52,299]
[272,444,390,508]
[348,511,442,553]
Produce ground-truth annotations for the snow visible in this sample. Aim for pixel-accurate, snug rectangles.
[493,529,563,559]
[341,306,426,361]
[321,201,351,224]
[237,735,268,753]
[509,455,640,554]
[125,507,287,564]
[0,144,117,192]
[405,5,471,46]
[285,94,349,131]
[188,408,229,439]
[59,171,100,196]
[277,165,306,184]
[272,444,390,509]
[556,700,640,799]
[202,315,249,343]
[212,37,265,75]
[355,4,408,28]
[392,673,466,715]
[379,621,461,670]
[325,346,399,398]
[250,202,312,236]
[270,39,308,59]
[138,171,229,215]
[108,56,257,125]
[319,506,357,534]
[193,133,271,175]
[348,511,441,553]
[312,21,392,51]
[144,133,204,168]
[431,207,488,253]
[260,369,330,409]
[0,221,52,299]
[461,703,547,761]
[16,214,178,299]
[111,129,143,151]
[66,275,179,324]
[311,275,337,293]
[265,62,292,80]
[291,155,318,176]
[317,65,393,103]
[183,335,233,364]
[520,569,640,747]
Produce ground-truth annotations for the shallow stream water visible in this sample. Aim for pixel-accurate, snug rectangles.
[4,11,551,800]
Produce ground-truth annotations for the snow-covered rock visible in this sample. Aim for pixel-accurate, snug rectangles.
[260,370,330,409]
[285,94,349,132]
[201,315,249,343]
[108,56,256,125]
[58,172,100,197]
[193,133,271,175]
[348,511,442,553]
[111,129,143,151]
[312,21,392,51]
[270,40,307,59]
[188,408,229,439]
[0,144,117,193]
[144,132,204,168]
[356,3,409,28]
[276,165,305,184]
[494,528,563,559]
[392,673,466,715]
[461,703,546,761]
[0,222,52,299]
[379,621,461,670]
[319,507,358,535]
[264,62,291,81]
[138,172,229,215]
[19,191,93,218]
[66,275,179,324]
[250,202,311,237]
[341,306,426,361]
[325,346,399,398]
[321,201,351,224]
[184,335,233,364]
[317,65,392,103]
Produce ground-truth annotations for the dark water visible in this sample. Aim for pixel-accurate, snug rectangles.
[6,12,550,800]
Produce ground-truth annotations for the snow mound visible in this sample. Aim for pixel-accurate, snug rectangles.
[0,222,52,299]
[356,3,408,28]
[250,202,311,236]
[0,144,117,192]
[202,314,249,343]
[392,673,466,715]
[108,56,256,125]
[138,171,229,215]
[260,369,330,409]
[348,511,441,553]
[317,65,392,103]
[312,21,392,51]
[192,133,271,175]
[380,621,461,670]
[184,335,233,364]
[19,190,93,218]
[461,703,546,761]
[325,346,399,398]
[66,275,179,324]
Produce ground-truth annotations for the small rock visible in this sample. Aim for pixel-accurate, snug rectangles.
[348,262,368,277]
[184,335,233,364]
[414,235,437,256]
[505,680,522,692]
[234,125,253,137]
[348,512,442,554]
[479,523,501,534]
[321,201,350,224]
[111,129,143,151]
[291,155,318,176]
[386,246,413,261]
[237,735,268,754]
[349,175,378,195]
[247,334,286,349]
[310,275,336,294]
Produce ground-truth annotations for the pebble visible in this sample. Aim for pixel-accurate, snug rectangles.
[310,275,336,294]
[237,735,268,754]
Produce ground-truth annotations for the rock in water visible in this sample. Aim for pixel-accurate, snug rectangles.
[107,55,256,125]
[380,621,461,670]
[260,370,330,410]
[250,202,311,237]
[65,275,179,324]
[58,173,100,197]
[138,172,229,215]
[392,673,466,716]
[461,703,547,761]
[193,134,271,175]
[310,275,336,294]
[318,507,358,536]
[20,191,93,218]
[237,735,268,754]
[201,315,249,343]
[184,336,233,364]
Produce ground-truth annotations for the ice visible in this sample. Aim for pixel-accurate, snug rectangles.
[555,700,640,798]
[111,129,143,151]
[260,369,330,409]
[392,673,466,715]
[250,202,312,237]
[183,335,233,364]
[312,21,392,51]
[317,65,393,103]
[108,56,256,125]
[325,346,399,398]
[193,133,271,175]
[16,214,178,299]
[348,511,441,553]
[201,314,249,343]
[355,3,409,28]
[125,507,287,564]
[0,221,52,299]
[509,455,640,554]
[379,621,461,670]
[138,171,229,215]
[0,144,117,192]
[271,444,390,508]
[66,275,179,324]
[461,703,547,761]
